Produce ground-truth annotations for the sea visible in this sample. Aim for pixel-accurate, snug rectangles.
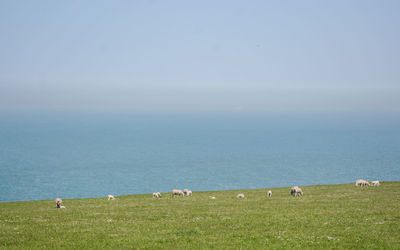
[0,111,399,202]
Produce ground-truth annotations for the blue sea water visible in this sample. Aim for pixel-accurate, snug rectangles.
[0,112,399,202]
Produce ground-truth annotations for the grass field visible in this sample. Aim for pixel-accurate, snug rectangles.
[1,182,399,249]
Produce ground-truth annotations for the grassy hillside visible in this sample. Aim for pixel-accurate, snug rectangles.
[1,182,399,249]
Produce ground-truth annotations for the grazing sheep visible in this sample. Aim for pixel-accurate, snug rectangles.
[153,192,162,198]
[183,189,193,196]
[172,189,184,197]
[356,179,366,187]
[267,190,272,198]
[355,179,370,187]
[55,198,62,208]
[291,186,303,196]
[108,195,115,200]
[209,196,216,200]
[361,180,370,186]
[237,193,245,199]
[371,181,380,186]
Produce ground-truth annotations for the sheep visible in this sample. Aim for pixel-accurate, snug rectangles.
[267,190,272,198]
[183,189,193,196]
[209,196,216,200]
[355,179,370,187]
[55,198,62,208]
[108,194,115,200]
[356,179,367,187]
[371,181,380,186]
[360,180,370,186]
[153,192,162,198]
[60,206,66,209]
[237,193,245,199]
[291,186,303,196]
[172,189,184,197]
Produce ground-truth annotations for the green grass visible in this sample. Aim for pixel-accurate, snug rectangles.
[1,182,400,249]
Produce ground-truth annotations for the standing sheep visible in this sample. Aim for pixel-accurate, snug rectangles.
[108,195,115,200]
[267,190,272,198]
[237,194,245,199]
[153,192,162,198]
[291,186,303,196]
[355,179,370,187]
[172,189,184,197]
[360,180,370,186]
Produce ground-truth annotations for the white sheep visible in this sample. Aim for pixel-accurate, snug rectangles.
[267,190,272,197]
[55,198,62,208]
[290,186,299,196]
[291,186,303,196]
[186,190,192,196]
[371,180,380,186]
[355,179,370,187]
[360,180,370,186]
[153,192,162,198]
[108,194,115,200]
[209,196,216,200]
[172,189,184,197]
[237,193,245,198]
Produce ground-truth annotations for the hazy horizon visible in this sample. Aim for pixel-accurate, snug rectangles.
[1,1,399,113]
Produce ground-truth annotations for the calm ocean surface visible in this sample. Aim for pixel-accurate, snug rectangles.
[0,112,399,202]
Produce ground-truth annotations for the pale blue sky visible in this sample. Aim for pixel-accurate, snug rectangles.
[1,0,399,112]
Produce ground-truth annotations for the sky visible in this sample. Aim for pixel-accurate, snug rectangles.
[0,0,399,112]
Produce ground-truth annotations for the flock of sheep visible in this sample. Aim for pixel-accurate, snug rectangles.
[54,180,380,208]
